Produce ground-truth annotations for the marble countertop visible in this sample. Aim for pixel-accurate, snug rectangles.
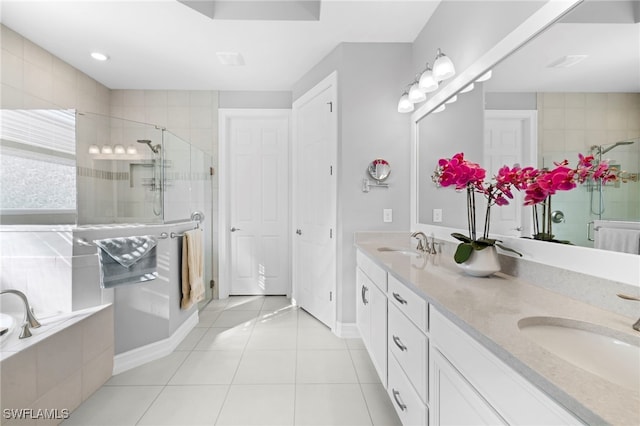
[355,235,640,425]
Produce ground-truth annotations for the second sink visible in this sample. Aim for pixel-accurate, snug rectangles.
[518,316,640,392]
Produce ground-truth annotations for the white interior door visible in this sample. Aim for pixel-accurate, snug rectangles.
[484,111,537,237]
[292,72,337,329]
[224,111,290,295]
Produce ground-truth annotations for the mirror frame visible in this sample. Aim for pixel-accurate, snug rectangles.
[410,0,639,287]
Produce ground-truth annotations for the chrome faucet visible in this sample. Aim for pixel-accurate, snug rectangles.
[411,231,428,252]
[0,289,41,338]
[617,294,640,332]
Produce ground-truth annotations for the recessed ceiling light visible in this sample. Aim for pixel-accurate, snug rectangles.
[547,55,588,68]
[91,52,109,61]
[216,52,245,66]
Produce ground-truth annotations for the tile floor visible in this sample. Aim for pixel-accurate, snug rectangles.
[62,296,402,426]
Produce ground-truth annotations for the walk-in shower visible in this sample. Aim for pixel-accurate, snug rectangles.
[589,140,637,216]
[137,139,163,215]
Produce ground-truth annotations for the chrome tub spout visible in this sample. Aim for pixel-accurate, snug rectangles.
[0,289,41,338]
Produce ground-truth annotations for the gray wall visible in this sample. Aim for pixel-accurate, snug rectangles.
[418,82,485,229]
[292,42,413,325]
[219,91,292,109]
[411,1,546,85]
[485,92,537,110]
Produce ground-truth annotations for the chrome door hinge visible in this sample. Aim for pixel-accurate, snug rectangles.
[210,279,215,289]
[209,167,215,176]
[327,101,333,112]
[330,165,333,175]
[330,291,333,301]
[330,228,333,239]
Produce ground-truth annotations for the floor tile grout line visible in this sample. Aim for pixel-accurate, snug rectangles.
[347,347,377,426]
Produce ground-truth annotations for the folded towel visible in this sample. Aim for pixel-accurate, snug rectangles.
[180,230,205,310]
[94,236,158,288]
[594,228,640,255]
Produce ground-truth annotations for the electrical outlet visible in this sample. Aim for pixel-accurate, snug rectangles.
[433,208,443,223]
[383,209,393,223]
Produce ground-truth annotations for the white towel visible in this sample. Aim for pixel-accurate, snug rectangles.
[180,230,205,310]
[594,228,640,255]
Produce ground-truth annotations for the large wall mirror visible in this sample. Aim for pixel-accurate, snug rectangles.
[411,0,640,286]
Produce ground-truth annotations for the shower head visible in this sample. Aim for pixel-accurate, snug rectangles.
[599,140,635,155]
[136,139,161,154]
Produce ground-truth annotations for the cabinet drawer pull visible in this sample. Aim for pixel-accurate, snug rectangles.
[392,389,407,411]
[392,292,408,305]
[361,285,369,305]
[392,335,407,351]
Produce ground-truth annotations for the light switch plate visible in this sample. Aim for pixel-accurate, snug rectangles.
[433,208,443,222]
[383,209,393,223]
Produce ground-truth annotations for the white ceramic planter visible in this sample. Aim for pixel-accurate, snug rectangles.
[457,246,501,277]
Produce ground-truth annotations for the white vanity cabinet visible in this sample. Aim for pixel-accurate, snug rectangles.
[355,250,388,386]
[430,308,582,426]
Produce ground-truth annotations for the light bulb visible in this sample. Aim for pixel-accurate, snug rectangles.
[433,104,446,114]
[126,146,138,155]
[460,82,475,94]
[397,93,414,113]
[445,95,457,104]
[101,145,113,154]
[88,144,100,154]
[476,70,492,82]
[418,64,438,93]
[433,49,455,81]
[408,82,426,103]
[114,144,125,154]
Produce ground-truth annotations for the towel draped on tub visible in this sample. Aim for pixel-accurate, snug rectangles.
[181,229,205,310]
[94,235,158,289]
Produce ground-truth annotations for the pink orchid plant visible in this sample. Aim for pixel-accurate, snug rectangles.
[432,153,522,264]
[495,154,617,242]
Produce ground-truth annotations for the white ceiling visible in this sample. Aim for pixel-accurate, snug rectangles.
[485,22,640,92]
[0,0,441,91]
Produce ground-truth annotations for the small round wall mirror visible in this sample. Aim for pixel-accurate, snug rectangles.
[368,158,391,182]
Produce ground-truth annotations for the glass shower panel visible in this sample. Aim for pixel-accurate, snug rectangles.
[162,130,192,222]
[76,112,163,225]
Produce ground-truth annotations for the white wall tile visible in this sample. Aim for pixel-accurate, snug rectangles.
[1,25,24,57]
[1,49,23,89]
[23,39,52,71]
[36,324,83,396]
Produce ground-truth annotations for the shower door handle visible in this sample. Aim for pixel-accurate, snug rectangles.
[230,227,241,232]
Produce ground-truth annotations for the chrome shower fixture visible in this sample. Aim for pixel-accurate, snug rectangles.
[590,140,635,155]
[136,139,161,154]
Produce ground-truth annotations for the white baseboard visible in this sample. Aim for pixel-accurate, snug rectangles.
[334,321,360,339]
[113,311,199,375]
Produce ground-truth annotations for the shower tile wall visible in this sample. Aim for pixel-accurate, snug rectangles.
[538,92,640,246]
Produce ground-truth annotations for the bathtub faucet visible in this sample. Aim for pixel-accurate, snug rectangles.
[0,289,41,338]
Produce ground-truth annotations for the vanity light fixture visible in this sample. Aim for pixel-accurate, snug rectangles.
[397,91,414,113]
[88,144,100,154]
[433,48,455,81]
[445,95,458,104]
[101,145,113,154]
[126,145,138,155]
[114,144,126,155]
[460,82,475,93]
[418,63,439,93]
[90,52,109,61]
[408,77,427,103]
[476,70,492,82]
[433,104,446,113]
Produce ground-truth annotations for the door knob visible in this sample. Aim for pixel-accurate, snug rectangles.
[296,229,302,235]
[230,227,241,232]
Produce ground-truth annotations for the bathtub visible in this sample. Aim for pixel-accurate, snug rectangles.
[0,304,114,424]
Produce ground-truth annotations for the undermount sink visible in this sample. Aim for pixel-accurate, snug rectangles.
[518,317,640,392]
[377,247,421,256]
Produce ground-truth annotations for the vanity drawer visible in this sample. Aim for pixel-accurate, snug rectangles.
[388,274,428,332]
[389,303,428,403]
[357,250,387,292]
[388,353,428,426]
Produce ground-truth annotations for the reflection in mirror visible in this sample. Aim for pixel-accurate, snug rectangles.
[368,158,391,182]
[416,4,640,255]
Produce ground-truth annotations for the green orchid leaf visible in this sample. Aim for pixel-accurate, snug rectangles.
[451,233,472,243]
[454,243,473,264]
[476,237,497,246]
[495,243,523,257]
[471,241,490,250]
